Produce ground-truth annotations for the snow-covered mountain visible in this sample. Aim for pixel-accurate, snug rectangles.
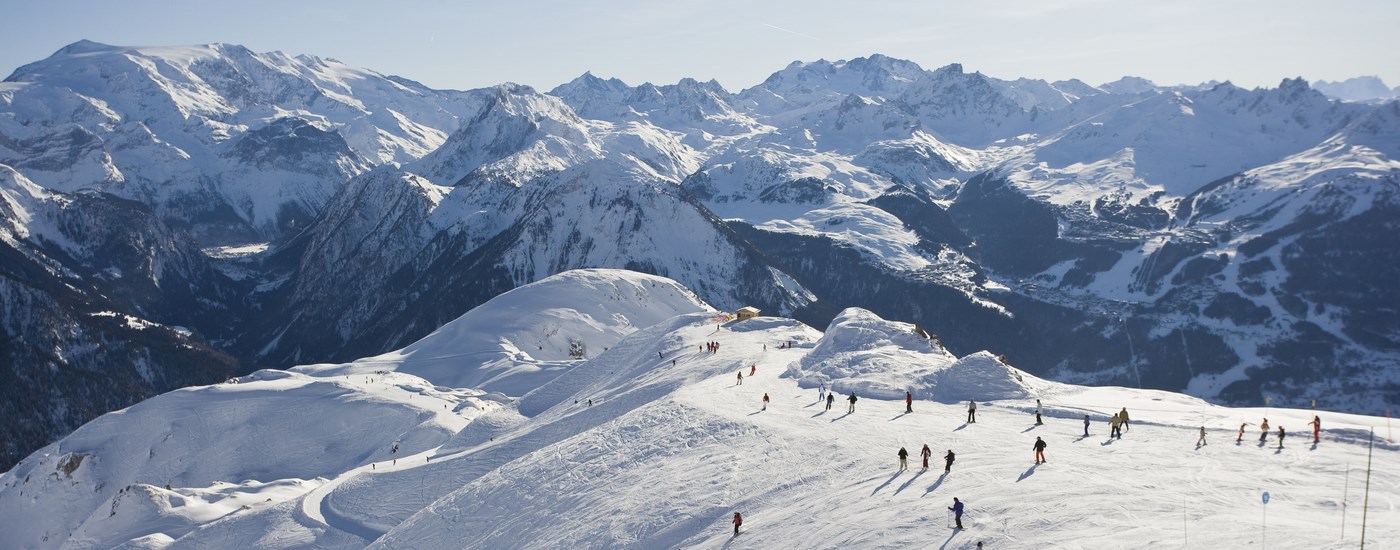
[2,269,1394,549]
[3,42,1399,472]
[1,40,476,244]
[1313,76,1398,103]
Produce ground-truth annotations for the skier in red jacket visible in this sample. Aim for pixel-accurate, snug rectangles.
[905,391,913,413]
[732,512,742,535]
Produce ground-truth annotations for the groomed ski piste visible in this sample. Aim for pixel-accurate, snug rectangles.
[1,269,1396,549]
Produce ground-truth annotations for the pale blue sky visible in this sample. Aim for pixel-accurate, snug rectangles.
[2,0,1396,92]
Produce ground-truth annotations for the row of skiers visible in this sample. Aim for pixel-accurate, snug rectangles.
[760,379,1325,453]
[1219,416,1322,448]
[896,444,956,472]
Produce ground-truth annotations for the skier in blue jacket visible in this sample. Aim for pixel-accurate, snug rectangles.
[948,497,965,529]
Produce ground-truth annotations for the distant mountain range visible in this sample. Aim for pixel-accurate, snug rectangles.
[1313,76,1399,103]
[2,41,1397,470]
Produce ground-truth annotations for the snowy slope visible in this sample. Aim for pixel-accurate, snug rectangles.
[3,270,1396,549]
[296,269,714,394]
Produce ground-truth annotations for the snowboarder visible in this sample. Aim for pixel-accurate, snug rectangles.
[1237,422,1247,443]
[826,392,835,411]
[906,391,914,414]
[848,393,858,413]
[1110,413,1122,438]
[750,364,756,376]
[967,400,977,423]
[1277,426,1286,449]
[1197,426,1207,447]
[737,372,743,385]
[944,449,955,473]
[732,512,742,535]
[1033,436,1047,464]
[1310,415,1321,443]
[1035,399,1043,425]
[949,497,965,529]
[1259,419,1270,443]
[762,393,769,411]
[1083,414,1091,437]
[1119,407,1130,431]
[921,444,932,470]
[898,447,909,470]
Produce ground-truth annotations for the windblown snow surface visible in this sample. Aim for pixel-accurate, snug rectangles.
[2,270,1396,549]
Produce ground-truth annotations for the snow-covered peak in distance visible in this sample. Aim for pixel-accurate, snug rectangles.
[1312,75,1398,103]
[1097,75,1160,95]
[296,269,714,394]
[0,40,489,243]
[549,71,762,148]
[5,39,474,164]
[409,82,704,188]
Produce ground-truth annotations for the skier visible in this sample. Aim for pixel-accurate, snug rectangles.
[948,497,965,529]
[750,364,756,376]
[1110,413,1122,438]
[944,449,956,473]
[1196,426,1207,447]
[1237,422,1247,443]
[818,384,825,403]
[732,512,742,535]
[967,400,977,423]
[898,447,909,470]
[1083,414,1091,437]
[1035,399,1043,425]
[1259,418,1270,443]
[1119,407,1130,431]
[921,444,932,470]
[737,372,743,385]
[826,392,835,411]
[762,393,769,411]
[848,393,858,413]
[1033,436,1047,464]
[1310,415,1321,444]
[906,391,914,414]
[1277,426,1286,449]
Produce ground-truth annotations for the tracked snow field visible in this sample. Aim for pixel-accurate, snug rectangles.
[1,270,1395,549]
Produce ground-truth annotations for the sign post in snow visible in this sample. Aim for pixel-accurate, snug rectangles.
[1262,491,1270,547]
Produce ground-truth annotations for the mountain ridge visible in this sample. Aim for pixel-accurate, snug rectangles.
[1,41,1397,472]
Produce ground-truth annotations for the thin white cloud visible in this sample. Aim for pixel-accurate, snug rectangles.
[761,22,818,41]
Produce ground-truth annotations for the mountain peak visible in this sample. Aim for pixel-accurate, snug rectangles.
[54,39,118,56]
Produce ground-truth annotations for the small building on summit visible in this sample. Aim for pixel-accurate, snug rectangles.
[736,306,761,321]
